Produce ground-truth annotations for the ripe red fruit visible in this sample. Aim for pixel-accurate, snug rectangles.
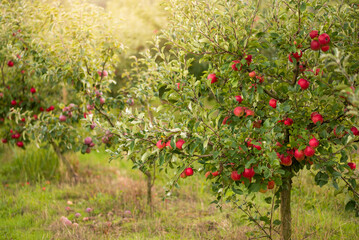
[207,73,218,84]
[17,141,24,148]
[298,78,310,90]
[333,126,347,138]
[348,162,356,170]
[47,105,55,112]
[245,109,255,117]
[249,71,256,78]
[309,30,319,39]
[98,70,108,77]
[176,139,185,150]
[30,87,36,94]
[7,61,14,67]
[294,149,305,161]
[231,60,241,71]
[85,147,91,153]
[321,45,330,52]
[2,139,8,143]
[304,146,315,157]
[212,171,220,177]
[288,54,293,63]
[281,155,292,166]
[156,140,165,149]
[231,171,242,181]
[100,98,105,104]
[351,127,359,136]
[245,55,252,65]
[180,172,187,178]
[176,83,181,90]
[184,168,194,176]
[33,115,38,120]
[39,107,44,112]
[235,95,243,103]
[309,137,319,148]
[205,171,211,178]
[242,168,255,179]
[166,141,172,149]
[59,115,67,122]
[253,144,261,150]
[311,113,323,125]
[318,33,330,45]
[284,118,293,126]
[292,50,302,60]
[87,104,94,111]
[233,106,245,117]
[11,100,17,106]
[269,99,277,108]
[84,137,92,145]
[310,40,321,51]
[267,180,275,189]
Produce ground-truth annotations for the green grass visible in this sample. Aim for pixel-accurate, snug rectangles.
[0,146,358,239]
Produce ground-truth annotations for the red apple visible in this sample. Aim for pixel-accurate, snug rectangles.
[7,61,14,67]
[304,146,315,157]
[293,50,302,60]
[311,113,323,125]
[348,162,356,170]
[184,167,194,176]
[222,116,231,125]
[321,45,330,52]
[205,171,211,178]
[231,171,242,181]
[298,78,310,90]
[309,30,319,39]
[294,149,305,161]
[85,147,91,153]
[284,118,293,126]
[207,73,218,84]
[11,100,17,106]
[309,137,319,148]
[2,139,7,143]
[180,171,187,178]
[310,40,321,51]
[30,87,36,94]
[245,55,252,65]
[166,141,172,149]
[59,115,66,122]
[351,127,359,136]
[253,120,262,128]
[242,168,255,179]
[231,60,241,71]
[100,98,105,104]
[98,70,108,77]
[318,33,330,45]
[156,140,165,149]
[235,95,243,103]
[17,141,24,148]
[84,137,92,145]
[267,180,275,189]
[249,71,256,78]
[212,171,219,177]
[269,99,277,108]
[176,139,185,150]
[233,106,245,117]
[281,155,292,166]
[245,109,255,117]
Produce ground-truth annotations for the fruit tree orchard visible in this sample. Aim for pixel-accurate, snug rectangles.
[91,0,359,239]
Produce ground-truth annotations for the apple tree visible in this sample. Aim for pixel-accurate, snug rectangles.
[91,0,359,239]
[0,0,123,180]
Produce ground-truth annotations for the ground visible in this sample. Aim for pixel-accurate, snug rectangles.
[0,145,358,239]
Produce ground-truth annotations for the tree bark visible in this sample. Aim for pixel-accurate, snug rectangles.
[280,176,292,240]
[51,142,78,183]
[144,170,152,206]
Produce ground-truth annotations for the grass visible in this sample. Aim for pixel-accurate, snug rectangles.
[0,145,358,239]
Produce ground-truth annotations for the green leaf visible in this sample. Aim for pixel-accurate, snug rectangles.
[345,200,356,211]
[314,172,329,187]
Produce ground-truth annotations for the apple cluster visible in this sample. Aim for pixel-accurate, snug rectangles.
[310,31,331,52]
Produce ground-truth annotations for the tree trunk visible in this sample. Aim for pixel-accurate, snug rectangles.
[144,170,152,206]
[51,143,78,183]
[280,176,292,240]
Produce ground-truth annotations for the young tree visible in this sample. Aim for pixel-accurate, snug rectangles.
[0,0,123,181]
[93,0,359,239]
